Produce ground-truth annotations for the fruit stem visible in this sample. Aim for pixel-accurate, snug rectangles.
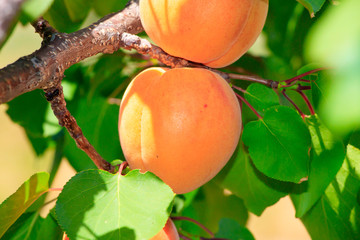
[179,233,192,240]
[172,216,214,237]
[284,68,325,85]
[228,73,278,88]
[297,79,311,83]
[295,89,315,115]
[232,85,246,94]
[233,91,262,119]
[297,85,311,91]
[281,90,306,119]
[119,161,129,175]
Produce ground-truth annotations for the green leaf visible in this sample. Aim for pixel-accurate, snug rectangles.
[306,0,360,135]
[172,189,199,217]
[55,169,175,240]
[215,144,292,216]
[63,96,123,171]
[263,1,313,67]
[180,182,248,234]
[93,0,128,16]
[300,138,360,239]
[2,208,62,240]
[43,0,84,32]
[244,83,279,115]
[6,90,49,155]
[20,0,54,23]
[1,212,43,240]
[298,0,326,17]
[88,53,129,98]
[64,0,93,22]
[291,115,346,218]
[242,106,311,182]
[215,218,255,240]
[310,70,328,111]
[36,208,63,240]
[0,172,49,238]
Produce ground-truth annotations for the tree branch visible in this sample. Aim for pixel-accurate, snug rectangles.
[120,32,190,68]
[45,85,115,172]
[0,0,142,104]
[120,32,231,80]
[0,0,143,172]
[0,0,26,44]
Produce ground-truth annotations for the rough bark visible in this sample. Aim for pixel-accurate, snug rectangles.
[45,86,114,172]
[0,0,142,104]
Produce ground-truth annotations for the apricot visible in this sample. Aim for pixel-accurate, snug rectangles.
[118,67,241,194]
[151,219,179,240]
[139,0,268,68]
[62,233,69,240]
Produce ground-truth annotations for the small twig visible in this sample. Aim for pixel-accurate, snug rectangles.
[32,17,58,38]
[120,32,231,81]
[233,91,262,119]
[118,161,128,175]
[179,233,192,240]
[121,32,189,68]
[232,85,247,94]
[295,89,315,115]
[46,86,114,172]
[228,73,278,88]
[279,82,298,89]
[284,68,325,85]
[281,90,305,119]
[297,85,311,91]
[171,216,214,238]
[297,79,311,83]
[32,17,59,47]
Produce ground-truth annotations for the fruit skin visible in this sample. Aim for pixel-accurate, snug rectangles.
[206,0,269,68]
[139,0,268,68]
[119,67,241,194]
[150,219,179,240]
[62,233,69,240]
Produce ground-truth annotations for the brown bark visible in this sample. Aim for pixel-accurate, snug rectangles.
[46,86,115,172]
[0,0,143,172]
[0,0,142,104]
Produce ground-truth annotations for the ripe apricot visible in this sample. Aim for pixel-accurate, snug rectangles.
[151,219,179,240]
[118,67,241,194]
[139,0,268,68]
[62,233,69,240]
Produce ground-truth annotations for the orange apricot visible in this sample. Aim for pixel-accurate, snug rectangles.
[62,233,69,240]
[151,219,179,240]
[139,0,268,68]
[118,67,241,194]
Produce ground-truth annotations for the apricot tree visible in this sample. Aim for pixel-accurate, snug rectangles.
[0,0,360,239]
